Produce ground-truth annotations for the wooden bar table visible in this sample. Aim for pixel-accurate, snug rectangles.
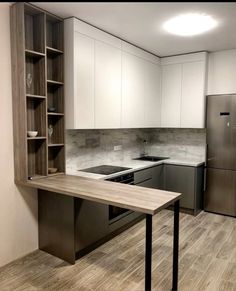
[20,174,182,291]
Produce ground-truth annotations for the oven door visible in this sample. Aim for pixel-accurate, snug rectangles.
[108,179,134,224]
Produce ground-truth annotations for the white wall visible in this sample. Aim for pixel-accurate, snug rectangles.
[207,49,236,95]
[0,4,38,267]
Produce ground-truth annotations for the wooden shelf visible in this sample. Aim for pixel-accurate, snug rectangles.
[47,112,64,116]
[25,49,45,58]
[47,172,64,177]
[28,175,48,180]
[47,46,63,55]
[47,80,64,86]
[26,94,46,99]
[11,3,65,181]
[27,136,46,140]
[48,146,65,174]
[48,143,64,147]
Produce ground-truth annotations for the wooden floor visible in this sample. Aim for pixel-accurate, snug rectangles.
[1,210,236,291]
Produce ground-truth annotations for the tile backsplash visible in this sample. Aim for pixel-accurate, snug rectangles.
[66,128,206,171]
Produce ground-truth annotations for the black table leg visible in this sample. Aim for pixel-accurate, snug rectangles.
[145,214,152,291]
[172,200,179,291]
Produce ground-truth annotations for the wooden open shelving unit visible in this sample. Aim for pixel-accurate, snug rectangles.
[11,2,65,181]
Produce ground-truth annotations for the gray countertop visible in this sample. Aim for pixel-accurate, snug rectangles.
[66,158,205,180]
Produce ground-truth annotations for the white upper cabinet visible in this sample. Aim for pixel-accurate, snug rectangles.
[207,50,236,95]
[64,18,122,129]
[95,41,122,128]
[181,61,206,128]
[65,18,161,129]
[64,20,95,129]
[161,64,182,127]
[161,52,207,128]
[121,42,161,128]
[122,52,146,128]
[74,32,95,129]
[65,18,207,130]
[144,61,161,127]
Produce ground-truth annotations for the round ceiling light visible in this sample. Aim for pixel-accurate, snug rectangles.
[163,13,218,36]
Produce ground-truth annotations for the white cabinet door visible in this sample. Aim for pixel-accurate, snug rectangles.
[144,61,161,127]
[74,32,95,129]
[161,64,182,127]
[207,50,236,95]
[122,52,145,128]
[181,61,206,128]
[95,41,122,128]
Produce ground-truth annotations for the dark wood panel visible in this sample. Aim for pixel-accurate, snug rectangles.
[10,3,28,181]
[48,146,65,174]
[24,9,45,53]
[47,115,64,144]
[47,53,63,82]
[46,17,63,51]
[25,55,46,96]
[24,13,34,51]
[28,139,47,178]
[38,190,76,264]
[47,85,64,113]
[27,99,46,136]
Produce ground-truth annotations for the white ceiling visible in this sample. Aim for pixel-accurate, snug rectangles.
[32,2,236,57]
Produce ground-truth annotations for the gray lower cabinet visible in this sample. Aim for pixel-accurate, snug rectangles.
[75,199,109,253]
[73,164,204,258]
[134,165,164,189]
[134,164,204,214]
[164,164,204,214]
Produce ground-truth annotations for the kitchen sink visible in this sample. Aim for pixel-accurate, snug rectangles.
[133,156,169,162]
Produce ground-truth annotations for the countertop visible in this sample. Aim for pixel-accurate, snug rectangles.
[67,158,205,180]
[19,174,181,215]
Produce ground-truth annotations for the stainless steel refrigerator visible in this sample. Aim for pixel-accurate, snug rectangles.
[205,94,236,216]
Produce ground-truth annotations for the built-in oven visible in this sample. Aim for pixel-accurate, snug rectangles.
[106,172,134,224]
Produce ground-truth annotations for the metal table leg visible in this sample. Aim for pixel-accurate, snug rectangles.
[145,214,152,291]
[172,200,179,291]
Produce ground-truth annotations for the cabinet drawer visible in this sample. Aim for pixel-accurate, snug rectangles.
[134,167,153,184]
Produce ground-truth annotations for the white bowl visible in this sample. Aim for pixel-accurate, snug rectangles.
[27,131,38,137]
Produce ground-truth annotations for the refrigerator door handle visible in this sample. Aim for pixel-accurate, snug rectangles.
[204,168,207,192]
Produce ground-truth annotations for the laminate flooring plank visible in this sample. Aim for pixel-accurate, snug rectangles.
[218,280,236,291]
[178,267,204,291]
[193,258,228,291]
[1,210,236,291]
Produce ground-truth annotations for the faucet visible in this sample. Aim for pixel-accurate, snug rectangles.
[141,139,148,157]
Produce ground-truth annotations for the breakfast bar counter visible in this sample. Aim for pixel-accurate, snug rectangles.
[20,174,182,291]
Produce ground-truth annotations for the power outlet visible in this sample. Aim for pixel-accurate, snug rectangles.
[114,145,122,151]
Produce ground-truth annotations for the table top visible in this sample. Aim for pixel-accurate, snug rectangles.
[19,174,182,215]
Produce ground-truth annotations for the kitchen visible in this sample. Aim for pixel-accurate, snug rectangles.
[1,2,236,291]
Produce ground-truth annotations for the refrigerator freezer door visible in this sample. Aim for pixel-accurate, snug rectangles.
[204,168,236,216]
[206,94,236,170]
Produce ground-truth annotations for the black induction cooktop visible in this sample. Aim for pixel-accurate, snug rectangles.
[79,165,131,175]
